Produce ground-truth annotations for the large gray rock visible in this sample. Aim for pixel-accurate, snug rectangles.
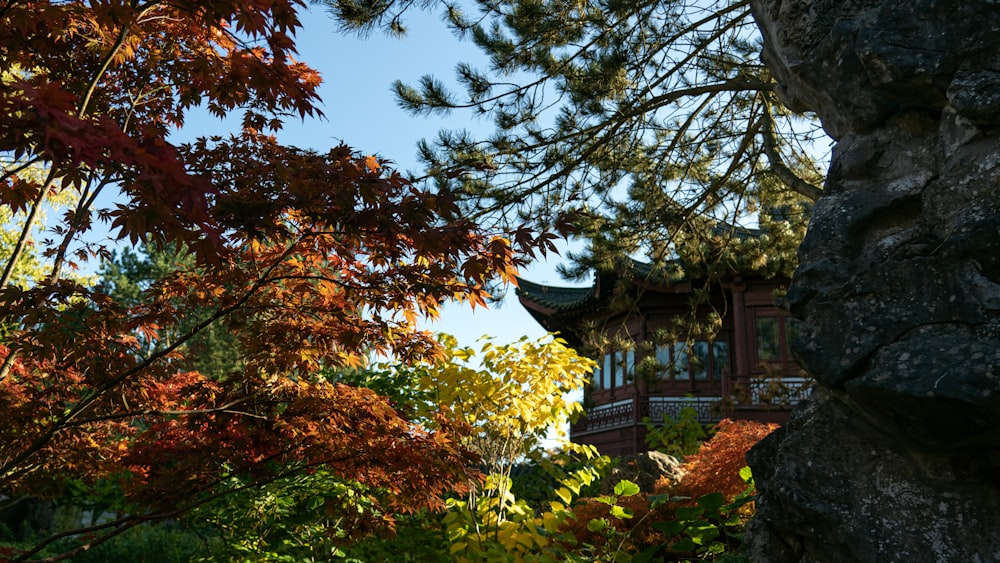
[602,451,684,495]
[754,0,1000,139]
[747,389,1000,563]
[748,1,1000,560]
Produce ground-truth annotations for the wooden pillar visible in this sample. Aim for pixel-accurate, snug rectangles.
[632,394,643,454]
[730,280,749,399]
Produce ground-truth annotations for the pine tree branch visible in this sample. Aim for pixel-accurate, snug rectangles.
[759,108,823,201]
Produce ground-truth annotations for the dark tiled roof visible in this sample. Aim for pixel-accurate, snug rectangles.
[627,258,657,280]
[617,257,683,286]
[516,277,597,311]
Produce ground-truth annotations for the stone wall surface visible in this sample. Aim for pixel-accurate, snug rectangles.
[748,1,1000,560]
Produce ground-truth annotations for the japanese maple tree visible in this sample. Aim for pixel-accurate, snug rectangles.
[0,1,557,559]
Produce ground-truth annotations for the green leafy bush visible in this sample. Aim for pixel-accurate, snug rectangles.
[643,406,710,459]
[643,475,755,563]
[185,470,388,562]
[339,514,451,562]
[52,523,206,563]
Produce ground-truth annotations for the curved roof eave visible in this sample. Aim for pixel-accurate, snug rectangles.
[515,277,599,313]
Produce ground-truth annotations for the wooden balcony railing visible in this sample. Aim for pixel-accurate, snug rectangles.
[737,376,813,407]
[571,396,721,436]
[643,396,720,424]
[571,399,634,435]
[570,377,815,437]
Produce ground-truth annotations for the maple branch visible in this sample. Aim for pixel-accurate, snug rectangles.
[134,5,183,27]
[76,16,136,120]
[264,272,367,291]
[44,6,163,283]
[14,455,348,563]
[13,517,145,563]
[0,347,16,383]
[0,155,45,185]
[2,6,145,291]
[59,398,251,428]
[48,171,115,282]
[0,239,303,481]
[0,165,58,289]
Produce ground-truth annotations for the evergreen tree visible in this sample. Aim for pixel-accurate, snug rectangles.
[322,0,825,284]
[97,243,246,379]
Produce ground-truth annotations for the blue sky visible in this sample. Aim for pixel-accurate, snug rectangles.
[179,4,585,349]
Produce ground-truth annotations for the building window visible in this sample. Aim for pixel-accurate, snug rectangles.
[613,350,624,388]
[712,341,729,378]
[654,343,688,380]
[602,353,613,389]
[594,346,635,390]
[621,349,634,387]
[655,340,728,381]
[672,343,691,380]
[754,313,795,363]
[755,317,781,360]
[692,341,710,380]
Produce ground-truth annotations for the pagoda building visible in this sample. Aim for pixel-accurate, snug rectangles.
[517,263,810,456]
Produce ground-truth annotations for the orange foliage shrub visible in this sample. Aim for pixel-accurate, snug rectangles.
[670,418,779,503]
[554,420,778,557]
[652,474,676,495]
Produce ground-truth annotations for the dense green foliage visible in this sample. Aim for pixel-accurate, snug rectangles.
[185,470,386,562]
[56,524,207,563]
[644,406,711,459]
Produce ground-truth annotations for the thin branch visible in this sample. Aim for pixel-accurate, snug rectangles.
[60,398,252,428]
[76,19,135,119]
[634,78,773,120]
[0,346,17,383]
[0,238,304,481]
[0,155,45,185]
[15,455,347,562]
[759,107,823,201]
[0,166,58,289]
[48,172,114,282]
[636,2,753,100]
